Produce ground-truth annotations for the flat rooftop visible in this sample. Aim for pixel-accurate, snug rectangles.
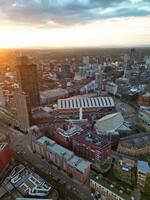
[36,136,91,171]
[40,88,68,99]
[37,136,74,161]
[68,155,91,173]
[73,132,110,150]
[56,127,83,138]
[9,165,52,197]
[119,133,150,148]
[91,175,132,200]
[137,160,150,173]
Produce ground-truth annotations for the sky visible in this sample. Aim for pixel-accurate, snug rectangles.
[0,0,150,48]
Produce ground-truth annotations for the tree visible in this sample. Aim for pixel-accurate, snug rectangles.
[144,174,150,196]
[131,166,137,187]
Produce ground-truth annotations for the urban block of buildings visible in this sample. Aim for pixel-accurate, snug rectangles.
[28,127,91,183]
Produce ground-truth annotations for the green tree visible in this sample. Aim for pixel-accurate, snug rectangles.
[131,166,137,187]
[144,174,150,196]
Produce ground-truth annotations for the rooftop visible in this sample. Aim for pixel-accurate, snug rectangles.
[91,175,133,200]
[48,143,74,161]
[73,132,110,150]
[56,126,83,138]
[40,88,68,99]
[37,136,74,161]
[8,165,52,197]
[67,155,91,173]
[96,112,124,133]
[57,96,115,109]
[119,133,150,149]
[36,136,91,171]
[0,142,7,151]
[137,160,150,173]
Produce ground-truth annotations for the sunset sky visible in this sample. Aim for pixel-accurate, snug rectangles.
[0,0,150,48]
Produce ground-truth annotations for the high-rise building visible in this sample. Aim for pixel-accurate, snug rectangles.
[14,91,30,132]
[83,56,90,65]
[16,56,40,107]
[0,87,5,107]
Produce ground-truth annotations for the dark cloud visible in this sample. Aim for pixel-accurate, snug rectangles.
[0,0,150,27]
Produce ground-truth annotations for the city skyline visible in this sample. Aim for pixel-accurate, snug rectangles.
[0,0,150,48]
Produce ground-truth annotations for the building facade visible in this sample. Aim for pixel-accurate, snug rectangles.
[14,91,30,132]
[16,56,40,107]
[28,127,91,183]
[138,107,150,131]
[137,160,150,191]
[0,143,10,170]
[72,132,111,162]
[117,133,150,157]
[90,176,131,200]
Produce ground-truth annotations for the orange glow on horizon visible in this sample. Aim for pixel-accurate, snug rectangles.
[0,16,150,48]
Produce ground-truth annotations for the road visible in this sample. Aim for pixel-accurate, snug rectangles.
[0,123,93,200]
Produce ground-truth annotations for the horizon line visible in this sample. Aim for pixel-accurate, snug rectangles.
[0,44,150,51]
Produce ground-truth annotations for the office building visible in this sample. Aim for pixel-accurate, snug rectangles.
[72,132,111,162]
[16,56,40,107]
[14,91,30,132]
[83,56,90,65]
[0,87,5,107]
[54,126,83,147]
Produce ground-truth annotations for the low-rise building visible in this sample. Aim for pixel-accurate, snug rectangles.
[29,128,91,183]
[72,131,111,162]
[106,82,118,95]
[137,160,150,190]
[117,133,150,157]
[40,88,68,104]
[54,126,83,147]
[95,112,124,135]
[57,95,115,119]
[138,106,150,131]
[2,164,57,199]
[90,175,134,200]
[138,93,150,107]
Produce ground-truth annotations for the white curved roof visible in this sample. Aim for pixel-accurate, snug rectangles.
[57,96,115,109]
[96,112,124,133]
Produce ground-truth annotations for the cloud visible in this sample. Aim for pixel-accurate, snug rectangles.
[0,0,150,27]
